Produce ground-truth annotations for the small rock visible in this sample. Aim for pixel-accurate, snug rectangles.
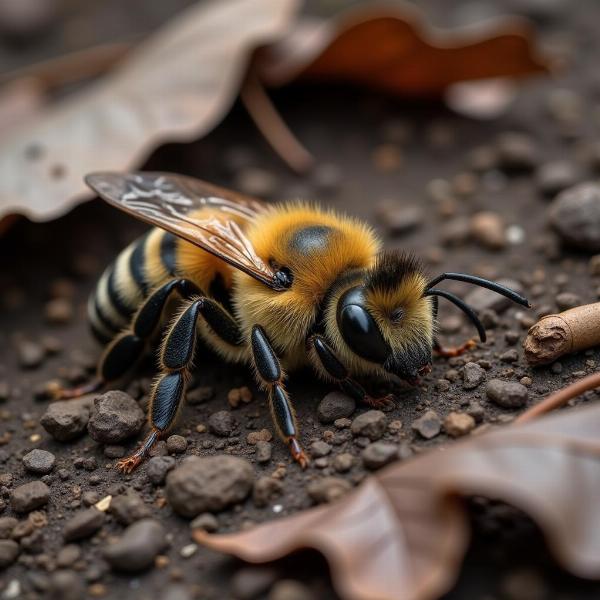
[104,519,167,572]
[444,412,476,437]
[500,348,519,363]
[0,540,19,568]
[186,386,214,405]
[253,477,283,508]
[317,392,356,423]
[41,398,93,441]
[496,132,539,171]
[412,410,442,439]
[190,513,218,533]
[550,183,600,252]
[166,435,187,454]
[166,455,254,517]
[49,569,85,600]
[462,362,486,390]
[11,480,49,513]
[16,339,45,369]
[87,391,145,444]
[146,456,176,485]
[268,580,314,600]
[208,410,236,437]
[467,400,485,423]
[486,379,529,408]
[255,441,272,464]
[231,567,278,600]
[246,429,272,445]
[109,490,151,525]
[307,477,351,504]
[332,453,355,473]
[44,298,73,324]
[378,203,424,236]
[227,386,253,408]
[0,517,17,539]
[22,449,55,474]
[350,410,387,440]
[555,292,581,310]
[535,161,580,197]
[464,278,524,313]
[362,442,398,470]
[63,508,105,541]
[309,441,331,458]
[470,212,506,250]
[56,545,81,567]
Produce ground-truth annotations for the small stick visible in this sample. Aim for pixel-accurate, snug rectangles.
[515,372,600,424]
[240,70,314,174]
[522,302,600,366]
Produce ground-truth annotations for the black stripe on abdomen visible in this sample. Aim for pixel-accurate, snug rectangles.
[160,232,178,276]
[129,233,150,295]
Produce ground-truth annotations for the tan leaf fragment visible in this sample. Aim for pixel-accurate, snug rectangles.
[196,404,600,600]
[0,0,300,222]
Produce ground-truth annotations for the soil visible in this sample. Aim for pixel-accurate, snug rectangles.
[1,0,600,599]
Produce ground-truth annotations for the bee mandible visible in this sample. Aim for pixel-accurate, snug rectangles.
[57,172,530,472]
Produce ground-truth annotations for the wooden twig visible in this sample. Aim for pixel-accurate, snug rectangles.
[240,70,314,174]
[515,372,600,425]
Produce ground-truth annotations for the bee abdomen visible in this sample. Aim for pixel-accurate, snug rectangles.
[88,228,179,342]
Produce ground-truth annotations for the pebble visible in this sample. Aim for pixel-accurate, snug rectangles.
[444,412,476,437]
[166,455,254,517]
[63,508,105,541]
[467,400,485,423]
[255,441,272,463]
[56,544,81,567]
[350,410,387,440]
[464,278,524,313]
[166,435,187,454]
[535,161,580,197]
[22,449,55,474]
[307,477,351,504]
[462,362,486,389]
[268,580,315,600]
[500,349,519,363]
[208,410,236,437]
[247,429,272,445]
[0,540,19,568]
[470,212,506,250]
[190,512,218,533]
[146,456,176,485]
[412,410,442,439]
[87,391,145,443]
[309,441,331,458]
[231,567,278,600]
[16,339,45,369]
[49,570,85,600]
[227,386,253,408]
[486,379,529,408]
[104,519,168,572]
[496,132,539,171]
[0,517,17,538]
[550,183,600,252]
[377,203,424,235]
[11,480,50,512]
[317,392,356,423]
[109,490,151,525]
[362,442,398,470]
[253,476,284,508]
[44,298,73,324]
[332,453,355,473]
[555,292,581,310]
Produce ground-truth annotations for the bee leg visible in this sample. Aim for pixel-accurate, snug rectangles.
[53,278,201,400]
[430,296,477,358]
[308,334,395,410]
[251,326,308,468]
[117,296,243,473]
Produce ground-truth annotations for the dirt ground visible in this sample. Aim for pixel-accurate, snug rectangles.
[2,0,600,599]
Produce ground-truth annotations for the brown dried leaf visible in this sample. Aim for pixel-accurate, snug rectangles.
[196,404,600,600]
[257,3,549,97]
[0,0,299,222]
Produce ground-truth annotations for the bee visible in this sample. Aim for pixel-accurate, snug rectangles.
[58,172,530,473]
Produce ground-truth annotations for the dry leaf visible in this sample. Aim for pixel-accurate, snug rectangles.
[257,3,548,97]
[196,404,600,600]
[0,0,299,222]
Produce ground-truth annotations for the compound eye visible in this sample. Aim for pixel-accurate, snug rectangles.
[337,288,390,363]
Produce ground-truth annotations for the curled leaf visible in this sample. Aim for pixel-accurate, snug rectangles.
[0,0,300,222]
[256,3,549,96]
[196,404,600,600]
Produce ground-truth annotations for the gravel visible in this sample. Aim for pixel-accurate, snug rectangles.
[146,456,176,485]
[255,441,272,464]
[166,455,254,517]
[444,412,476,437]
[87,391,145,443]
[463,362,486,389]
[350,410,387,440]
[309,441,332,458]
[109,490,151,525]
[306,477,352,504]
[189,513,218,533]
[104,519,168,572]
[0,540,19,568]
[486,379,529,408]
[207,410,236,437]
[166,434,187,454]
[22,449,56,474]
[253,476,284,508]
[317,392,356,423]
[40,398,92,442]
[412,410,442,439]
[362,442,398,469]
[11,480,50,513]
[63,507,105,541]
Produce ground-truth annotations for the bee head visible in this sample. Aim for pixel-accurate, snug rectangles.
[336,251,434,384]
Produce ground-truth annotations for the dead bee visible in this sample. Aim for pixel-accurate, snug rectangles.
[59,172,529,472]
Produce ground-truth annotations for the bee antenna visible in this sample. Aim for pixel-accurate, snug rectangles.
[426,272,530,308]
[424,288,486,342]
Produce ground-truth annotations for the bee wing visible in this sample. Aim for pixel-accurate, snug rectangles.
[85,171,283,289]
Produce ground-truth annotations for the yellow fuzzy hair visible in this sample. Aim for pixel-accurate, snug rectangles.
[234,202,380,370]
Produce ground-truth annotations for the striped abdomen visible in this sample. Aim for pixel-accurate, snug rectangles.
[88,228,178,342]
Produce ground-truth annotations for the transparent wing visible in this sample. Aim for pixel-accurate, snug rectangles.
[86,171,283,290]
